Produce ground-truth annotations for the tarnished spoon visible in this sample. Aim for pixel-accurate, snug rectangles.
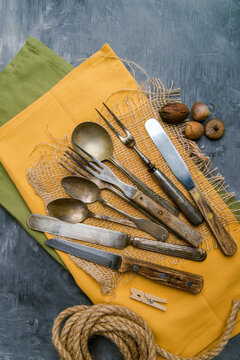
[47,198,137,228]
[61,176,169,241]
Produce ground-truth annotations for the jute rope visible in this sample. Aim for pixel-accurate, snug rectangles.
[52,300,240,360]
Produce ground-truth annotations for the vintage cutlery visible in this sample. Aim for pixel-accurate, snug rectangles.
[61,175,169,241]
[96,103,203,226]
[65,145,203,247]
[71,121,178,216]
[145,118,237,256]
[59,157,171,227]
[27,214,206,261]
[47,198,137,228]
[45,238,204,293]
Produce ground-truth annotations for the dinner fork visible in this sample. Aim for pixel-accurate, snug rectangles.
[65,145,203,247]
[96,103,203,226]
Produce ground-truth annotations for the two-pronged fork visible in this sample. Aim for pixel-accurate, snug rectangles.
[65,145,203,247]
[96,103,203,226]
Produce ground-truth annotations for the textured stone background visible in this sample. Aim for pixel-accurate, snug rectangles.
[0,0,239,359]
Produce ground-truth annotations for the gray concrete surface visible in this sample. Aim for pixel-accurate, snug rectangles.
[0,0,239,359]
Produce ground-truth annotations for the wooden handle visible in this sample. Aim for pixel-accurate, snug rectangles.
[119,256,204,294]
[189,187,237,256]
[131,237,207,261]
[101,199,168,241]
[131,190,203,247]
[111,156,179,216]
[152,168,203,226]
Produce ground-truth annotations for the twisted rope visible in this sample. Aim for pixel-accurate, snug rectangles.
[52,300,240,360]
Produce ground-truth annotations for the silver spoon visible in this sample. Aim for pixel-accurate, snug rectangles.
[61,175,169,241]
[71,121,178,216]
[47,198,137,228]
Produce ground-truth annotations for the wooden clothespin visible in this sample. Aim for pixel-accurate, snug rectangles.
[130,288,167,311]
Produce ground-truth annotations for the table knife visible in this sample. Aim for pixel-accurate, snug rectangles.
[145,118,237,256]
[45,238,204,293]
[27,214,206,261]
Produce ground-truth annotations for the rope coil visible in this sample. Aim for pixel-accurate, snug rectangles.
[52,300,240,360]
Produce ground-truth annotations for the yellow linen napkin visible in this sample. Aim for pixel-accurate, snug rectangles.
[0,43,239,358]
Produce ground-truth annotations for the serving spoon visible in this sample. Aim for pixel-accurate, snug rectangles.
[71,121,178,216]
[47,198,137,228]
[61,175,169,241]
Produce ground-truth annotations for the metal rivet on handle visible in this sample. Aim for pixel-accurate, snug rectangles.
[132,265,139,271]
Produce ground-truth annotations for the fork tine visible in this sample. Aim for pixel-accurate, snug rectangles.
[62,153,85,172]
[71,143,103,168]
[95,108,122,139]
[64,152,98,177]
[65,150,90,169]
[67,147,101,172]
[59,158,86,177]
[64,151,84,166]
[64,155,96,176]
[102,102,130,134]
[58,160,75,174]
[60,157,90,178]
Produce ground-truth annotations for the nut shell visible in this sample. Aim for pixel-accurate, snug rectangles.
[159,103,189,123]
[185,121,204,140]
[191,102,210,122]
[204,118,225,139]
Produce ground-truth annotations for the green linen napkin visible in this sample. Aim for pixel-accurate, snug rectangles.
[0,36,73,267]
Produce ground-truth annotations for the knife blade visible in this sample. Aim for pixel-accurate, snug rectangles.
[45,238,204,293]
[145,118,237,256]
[27,214,207,261]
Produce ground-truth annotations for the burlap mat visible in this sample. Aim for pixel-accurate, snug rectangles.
[27,71,239,295]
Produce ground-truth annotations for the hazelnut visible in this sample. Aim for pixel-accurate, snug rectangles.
[185,121,204,140]
[204,118,225,139]
[159,103,189,123]
[191,102,210,122]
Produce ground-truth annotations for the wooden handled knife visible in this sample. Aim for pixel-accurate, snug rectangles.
[145,118,237,256]
[45,238,204,294]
